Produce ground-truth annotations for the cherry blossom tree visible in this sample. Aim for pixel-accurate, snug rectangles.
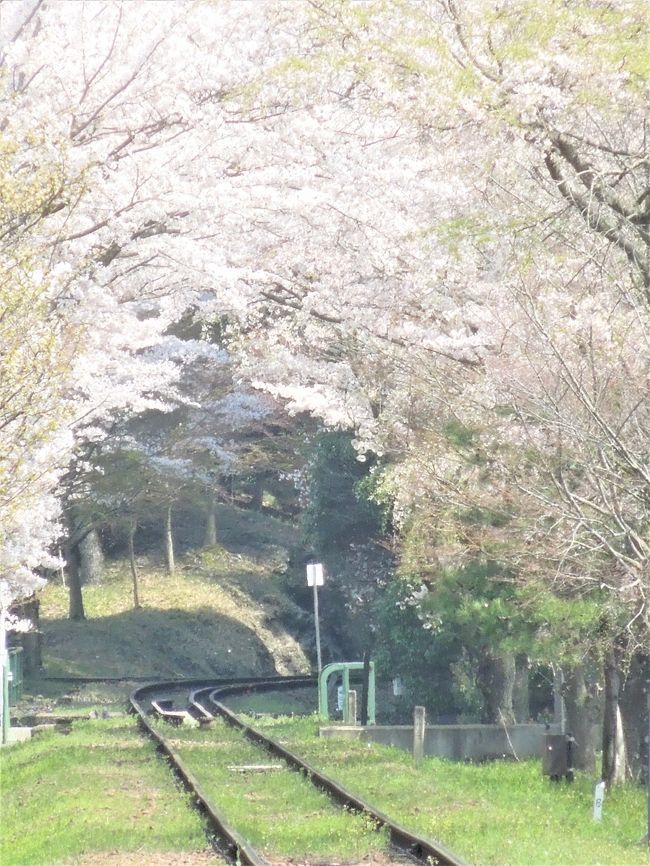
[2,0,648,782]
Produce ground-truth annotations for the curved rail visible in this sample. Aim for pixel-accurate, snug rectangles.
[130,676,303,866]
[194,680,469,866]
[131,675,470,866]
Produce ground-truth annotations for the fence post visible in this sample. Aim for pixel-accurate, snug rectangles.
[346,689,358,726]
[414,705,426,762]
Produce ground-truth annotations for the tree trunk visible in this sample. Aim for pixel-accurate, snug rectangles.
[164,503,175,575]
[128,520,141,609]
[476,651,516,725]
[553,666,566,732]
[249,477,263,509]
[602,648,627,785]
[10,595,42,674]
[78,528,104,585]
[65,540,85,621]
[620,653,650,780]
[513,653,530,722]
[204,497,217,547]
[565,664,598,772]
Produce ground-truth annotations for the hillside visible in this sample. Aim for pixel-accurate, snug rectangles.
[17,505,312,714]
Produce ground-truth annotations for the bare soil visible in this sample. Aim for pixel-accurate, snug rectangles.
[64,852,411,866]
[60,852,218,865]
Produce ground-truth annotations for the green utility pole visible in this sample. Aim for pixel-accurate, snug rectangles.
[1,609,9,745]
[646,682,649,846]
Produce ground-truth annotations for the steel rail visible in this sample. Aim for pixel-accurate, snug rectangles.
[132,675,470,866]
[130,677,291,866]
[193,679,470,866]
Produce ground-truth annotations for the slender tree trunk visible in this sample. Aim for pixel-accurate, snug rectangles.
[620,653,650,780]
[250,477,264,509]
[602,648,627,785]
[565,664,598,772]
[164,503,175,575]
[513,653,530,722]
[128,520,141,609]
[65,540,85,621]
[476,651,516,725]
[553,665,567,732]
[78,528,104,585]
[204,497,217,547]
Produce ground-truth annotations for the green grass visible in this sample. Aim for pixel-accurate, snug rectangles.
[153,717,389,861]
[0,718,208,866]
[250,715,650,866]
[224,685,317,716]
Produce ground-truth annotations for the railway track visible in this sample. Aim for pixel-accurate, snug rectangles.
[130,676,470,866]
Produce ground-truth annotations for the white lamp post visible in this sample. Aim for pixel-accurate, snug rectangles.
[306,563,324,674]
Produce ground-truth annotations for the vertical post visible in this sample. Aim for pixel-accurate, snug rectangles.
[646,683,650,845]
[413,705,426,763]
[306,563,324,675]
[313,580,322,675]
[1,608,8,745]
[347,690,358,726]
[361,651,370,726]
[368,662,376,725]
[554,667,566,733]
[593,781,606,822]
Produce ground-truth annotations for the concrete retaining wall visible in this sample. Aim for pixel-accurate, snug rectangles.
[320,722,559,760]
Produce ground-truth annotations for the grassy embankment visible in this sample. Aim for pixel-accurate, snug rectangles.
[18,504,310,718]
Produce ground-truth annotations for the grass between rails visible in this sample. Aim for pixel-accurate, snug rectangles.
[249,715,650,866]
[152,717,390,861]
[224,685,317,716]
[0,718,210,866]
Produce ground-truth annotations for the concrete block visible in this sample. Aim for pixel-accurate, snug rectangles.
[2,727,32,746]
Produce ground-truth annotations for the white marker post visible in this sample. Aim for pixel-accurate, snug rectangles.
[306,563,324,674]
[593,781,606,822]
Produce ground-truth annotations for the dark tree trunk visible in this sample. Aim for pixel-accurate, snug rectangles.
[513,653,530,722]
[128,520,141,609]
[602,648,627,785]
[565,664,598,772]
[476,651,516,724]
[620,653,650,780]
[78,528,104,585]
[164,503,175,575]
[65,540,85,621]
[204,497,217,547]
[250,478,264,510]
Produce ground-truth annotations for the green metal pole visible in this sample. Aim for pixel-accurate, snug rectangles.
[1,611,8,745]
[368,662,376,725]
[2,663,8,745]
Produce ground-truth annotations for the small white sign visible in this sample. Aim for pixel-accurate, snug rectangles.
[306,563,324,586]
[593,781,606,822]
